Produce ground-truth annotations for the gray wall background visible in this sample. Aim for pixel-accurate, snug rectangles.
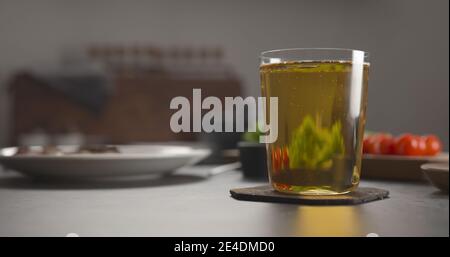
[0,0,448,148]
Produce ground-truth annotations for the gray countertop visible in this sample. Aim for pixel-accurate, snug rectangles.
[0,165,448,237]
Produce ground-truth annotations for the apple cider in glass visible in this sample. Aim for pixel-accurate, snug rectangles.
[260,49,369,195]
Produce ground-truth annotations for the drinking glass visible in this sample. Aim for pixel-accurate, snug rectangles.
[260,48,369,195]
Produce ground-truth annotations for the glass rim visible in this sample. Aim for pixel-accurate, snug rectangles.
[260,48,369,61]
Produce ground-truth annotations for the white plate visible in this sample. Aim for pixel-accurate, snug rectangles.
[0,145,211,179]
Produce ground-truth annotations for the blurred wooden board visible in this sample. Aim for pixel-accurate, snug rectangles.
[230,185,389,205]
[362,153,449,181]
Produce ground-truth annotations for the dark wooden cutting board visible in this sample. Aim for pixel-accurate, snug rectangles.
[362,153,449,181]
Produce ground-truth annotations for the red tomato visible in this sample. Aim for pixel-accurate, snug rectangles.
[416,136,428,156]
[363,135,380,154]
[379,135,396,155]
[394,134,421,156]
[424,135,442,156]
[364,133,393,154]
[363,137,372,154]
[272,147,282,171]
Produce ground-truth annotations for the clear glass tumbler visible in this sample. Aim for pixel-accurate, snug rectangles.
[260,48,369,195]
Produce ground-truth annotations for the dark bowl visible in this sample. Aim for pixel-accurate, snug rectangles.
[237,141,268,180]
[421,163,449,193]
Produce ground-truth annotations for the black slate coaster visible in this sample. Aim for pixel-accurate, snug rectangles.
[230,185,389,205]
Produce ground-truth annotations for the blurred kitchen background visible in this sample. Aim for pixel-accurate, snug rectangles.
[0,0,448,150]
